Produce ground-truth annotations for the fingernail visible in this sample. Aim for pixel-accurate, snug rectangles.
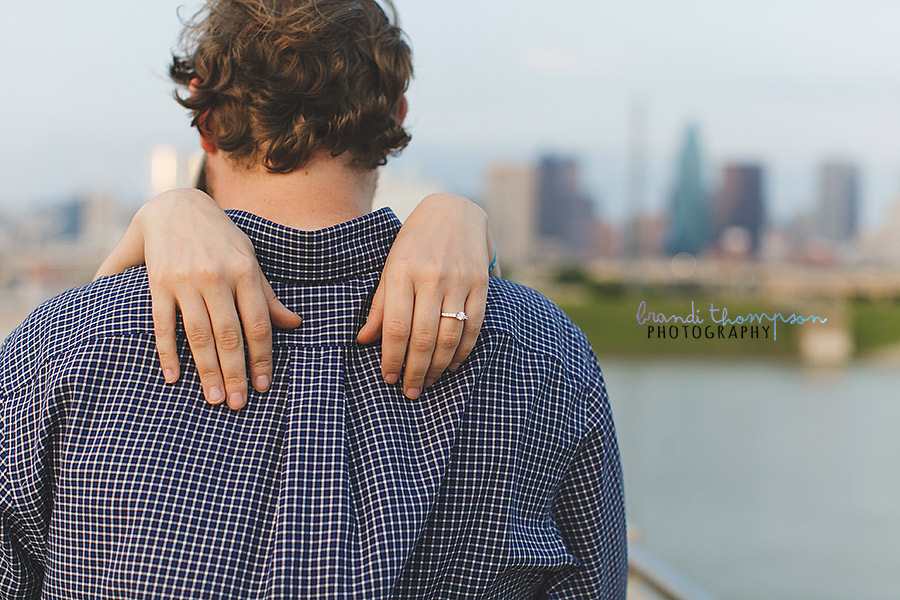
[229,392,245,410]
[255,375,270,392]
[208,386,225,404]
[405,388,420,400]
[424,377,436,388]
[384,373,399,385]
[449,362,461,371]
[164,369,176,383]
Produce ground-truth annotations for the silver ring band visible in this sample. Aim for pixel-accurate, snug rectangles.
[441,311,468,321]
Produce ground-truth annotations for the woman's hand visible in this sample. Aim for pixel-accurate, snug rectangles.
[357,193,495,400]
[96,189,496,408]
[94,189,302,410]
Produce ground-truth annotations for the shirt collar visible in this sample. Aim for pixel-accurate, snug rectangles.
[225,208,402,282]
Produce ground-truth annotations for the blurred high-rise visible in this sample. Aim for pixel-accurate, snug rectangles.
[536,155,596,257]
[485,155,598,268]
[817,161,858,243]
[666,124,710,256]
[714,164,766,253]
[484,164,539,268]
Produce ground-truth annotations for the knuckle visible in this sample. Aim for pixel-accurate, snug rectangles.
[384,320,410,341]
[172,266,199,283]
[223,373,247,387]
[153,321,174,337]
[404,364,426,380]
[150,266,186,286]
[215,328,244,352]
[437,329,461,350]
[244,320,271,343]
[197,366,221,381]
[232,257,260,283]
[447,263,469,280]
[233,251,258,272]
[196,265,223,285]
[250,354,273,369]
[410,334,435,354]
[156,347,177,363]
[185,326,214,348]
[405,264,444,286]
[424,266,448,284]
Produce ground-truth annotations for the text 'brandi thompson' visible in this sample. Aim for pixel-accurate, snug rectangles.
[635,301,828,341]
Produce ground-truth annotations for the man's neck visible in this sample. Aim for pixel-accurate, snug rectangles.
[207,153,377,231]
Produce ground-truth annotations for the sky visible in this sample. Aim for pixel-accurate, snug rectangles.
[3,0,900,226]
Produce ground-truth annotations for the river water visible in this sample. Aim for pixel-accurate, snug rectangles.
[602,357,900,600]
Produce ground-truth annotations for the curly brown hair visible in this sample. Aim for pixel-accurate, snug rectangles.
[170,0,412,173]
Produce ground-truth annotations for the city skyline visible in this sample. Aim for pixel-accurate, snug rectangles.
[4,1,900,228]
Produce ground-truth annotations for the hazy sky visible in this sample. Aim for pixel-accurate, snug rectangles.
[3,0,900,225]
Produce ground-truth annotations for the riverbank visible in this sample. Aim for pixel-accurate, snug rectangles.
[550,288,900,361]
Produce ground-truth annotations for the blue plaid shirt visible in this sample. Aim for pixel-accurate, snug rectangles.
[0,208,626,599]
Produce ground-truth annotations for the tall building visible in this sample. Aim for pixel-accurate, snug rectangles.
[666,124,710,256]
[536,155,595,257]
[818,162,858,243]
[485,155,597,266]
[484,164,539,268]
[713,164,766,253]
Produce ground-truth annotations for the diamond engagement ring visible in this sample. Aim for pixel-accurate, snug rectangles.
[441,311,468,321]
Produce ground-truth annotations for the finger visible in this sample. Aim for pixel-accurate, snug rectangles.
[401,290,443,400]
[204,287,250,410]
[179,292,227,406]
[357,279,385,344]
[449,277,489,371]
[379,275,414,385]
[262,274,302,330]
[235,275,274,394]
[150,287,181,383]
[423,296,467,389]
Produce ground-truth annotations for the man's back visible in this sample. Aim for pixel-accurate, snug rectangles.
[0,209,626,598]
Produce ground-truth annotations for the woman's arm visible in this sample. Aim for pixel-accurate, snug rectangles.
[95,189,302,409]
[95,189,497,408]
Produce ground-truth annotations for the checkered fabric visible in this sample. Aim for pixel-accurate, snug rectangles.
[0,208,626,599]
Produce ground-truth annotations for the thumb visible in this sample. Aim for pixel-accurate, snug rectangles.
[263,275,302,329]
[357,281,385,344]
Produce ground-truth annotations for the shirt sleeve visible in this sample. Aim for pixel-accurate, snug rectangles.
[539,379,628,599]
[0,385,48,598]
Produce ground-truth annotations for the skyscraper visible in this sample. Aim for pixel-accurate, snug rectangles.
[666,124,710,256]
[484,164,539,268]
[484,155,597,266]
[536,155,595,256]
[713,164,766,253]
[818,162,858,243]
